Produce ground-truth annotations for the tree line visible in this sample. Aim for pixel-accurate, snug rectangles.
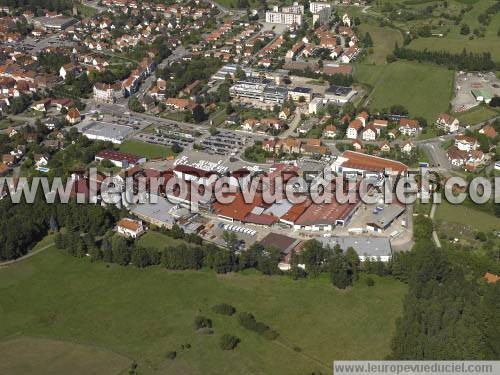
[392,44,496,71]
[0,0,73,13]
[0,192,119,261]
[388,213,500,359]
[390,240,499,359]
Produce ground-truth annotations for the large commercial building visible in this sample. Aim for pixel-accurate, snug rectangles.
[229,77,288,104]
[77,121,135,144]
[33,16,77,30]
[332,151,408,177]
[318,236,393,262]
[324,85,357,105]
[95,150,146,168]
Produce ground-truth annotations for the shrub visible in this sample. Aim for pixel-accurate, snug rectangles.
[262,329,279,340]
[220,334,240,350]
[237,312,258,330]
[212,303,236,316]
[366,277,375,287]
[194,316,212,330]
[166,351,176,359]
[237,312,278,340]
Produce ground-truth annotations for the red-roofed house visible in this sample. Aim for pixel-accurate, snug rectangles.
[117,218,145,238]
[399,118,421,136]
[436,113,459,133]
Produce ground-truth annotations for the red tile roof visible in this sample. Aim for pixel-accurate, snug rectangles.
[295,196,359,226]
[96,150,143,164]
[212,192,266,222]
[339,151,408,173]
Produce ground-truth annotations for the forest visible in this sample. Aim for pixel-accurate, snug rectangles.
[0,0,73,13]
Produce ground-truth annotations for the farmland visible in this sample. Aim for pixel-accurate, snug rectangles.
[364,61,455,122]
[0,245,406,374]
[0,337,131,375]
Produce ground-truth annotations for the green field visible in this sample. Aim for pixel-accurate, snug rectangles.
[214,0,261,8]
[435,201,499,232]
[366,0,500,62]
[137,231,187,248]
[358,23,403,65]
[454,105,500,125]
[119,140,173,159]
[0,337,131,375]
[366,61,454,122]
[0,247,406,374]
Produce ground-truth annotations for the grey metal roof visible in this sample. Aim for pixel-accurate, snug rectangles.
[318,236,392,258]
[130,196,176,226]
[370,204,405,230]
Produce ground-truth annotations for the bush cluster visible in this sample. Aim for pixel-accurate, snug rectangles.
[237,312,279,340]
[212,303,236,316]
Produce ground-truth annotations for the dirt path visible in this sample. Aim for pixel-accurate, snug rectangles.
[0,242,54,268]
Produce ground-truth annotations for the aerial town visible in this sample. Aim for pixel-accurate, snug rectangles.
[0,0,498,373]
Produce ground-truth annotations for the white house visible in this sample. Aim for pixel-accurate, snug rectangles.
[455,135,478,152]
[347,118,363,139]
[447,146,467,167]
[323,125,337,138]
[116,218,145,238]
[436,114,459,133]
[342,13,351,27]
[401,140,414,154]
[398,118,421,136]
[308,97,324,114]
[361,125,377,141]
[34,154,49,167]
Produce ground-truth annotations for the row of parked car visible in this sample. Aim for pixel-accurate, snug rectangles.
[219,223,257,236]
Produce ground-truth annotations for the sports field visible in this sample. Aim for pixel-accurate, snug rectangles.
[0,245,406,374]
[119,140,173,159]
[366,61,454,122]
[0,337,131,375]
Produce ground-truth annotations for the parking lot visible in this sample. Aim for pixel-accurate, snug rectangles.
[200,131,247,155]
[199,218,268,250]
[133,131,193,149]
[452,72,500,112]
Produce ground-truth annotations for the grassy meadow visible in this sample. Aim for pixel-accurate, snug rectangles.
[0,245,406,374]
[435,200,499,232]
[358,23,403,65]
[364,61,454,122]
[454,105,500,124]
[0,337,131,375]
